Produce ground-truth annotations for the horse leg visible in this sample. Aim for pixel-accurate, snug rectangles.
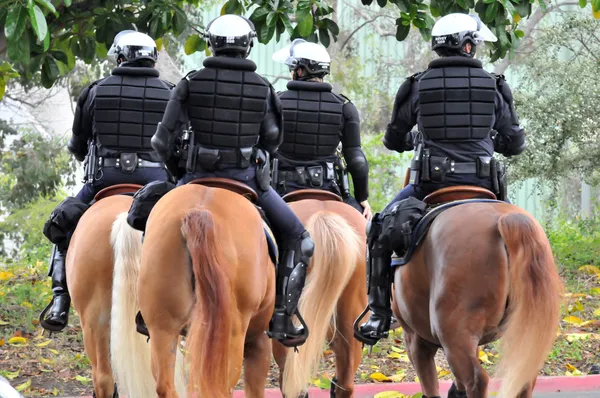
[447,380,467,398]
[515,378,536,398]
[243,331,272,398]
[404,328,440,398]
[443,341,489,398]
[149,329,181,398]
[329,309,363,397]
[82,320,116,398]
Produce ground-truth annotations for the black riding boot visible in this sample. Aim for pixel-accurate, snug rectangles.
[267,231,314,348]
[40,246,71,332]
[354,214,393,346]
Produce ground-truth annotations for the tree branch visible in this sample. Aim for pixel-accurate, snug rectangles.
[493,0,581,75]
[340,15,385,51]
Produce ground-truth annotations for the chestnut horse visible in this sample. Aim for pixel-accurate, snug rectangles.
[387,188,563,398]
[110,182,276,398]
[272,195,367,398]
[65,184,183,398]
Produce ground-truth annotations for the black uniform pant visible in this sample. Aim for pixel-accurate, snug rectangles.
[179,167,306,246]
[76,167,169,204]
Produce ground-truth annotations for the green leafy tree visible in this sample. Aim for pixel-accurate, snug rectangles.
[3,0,599,96]
[0,120,75,211]
[509,14,600,188]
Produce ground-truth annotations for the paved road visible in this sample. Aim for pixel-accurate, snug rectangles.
[534,393,599,398]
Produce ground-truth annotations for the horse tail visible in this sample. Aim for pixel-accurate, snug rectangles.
[282,211,361,398]
[182,210,232,397]
[110,212,185,397]
[495,212,563,398]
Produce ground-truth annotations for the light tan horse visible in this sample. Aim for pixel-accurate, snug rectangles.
[110,181,275,398]
[272,192,367,398]
[386,186,563,398]
[67,186,185,398]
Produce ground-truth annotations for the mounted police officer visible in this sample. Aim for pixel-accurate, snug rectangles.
[270,39,372,220]
[40,31,173,332]
[355,13,527,346]
[151,14,314,348]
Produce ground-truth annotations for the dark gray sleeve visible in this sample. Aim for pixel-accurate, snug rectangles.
[493,80,526,157]
[383,77,417,152]
[151,79,189,162]
[341,102,369,202]
[69,85,95,161]
[258,86,283,154]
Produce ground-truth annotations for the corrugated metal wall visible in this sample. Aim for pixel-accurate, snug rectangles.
[183,2,570,220]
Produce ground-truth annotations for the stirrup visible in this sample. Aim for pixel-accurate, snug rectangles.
[352,305,389,346]
[266,309,309,349]
[39,299,67,333]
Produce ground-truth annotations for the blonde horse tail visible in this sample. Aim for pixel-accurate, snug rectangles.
[495,212,563,398]
[282,211,361,398]
[182,210,232,397]
[110,213,186,398]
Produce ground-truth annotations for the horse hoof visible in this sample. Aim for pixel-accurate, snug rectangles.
[447,382,467,398]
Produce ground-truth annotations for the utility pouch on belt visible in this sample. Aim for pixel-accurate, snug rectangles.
[307,166,324,187]
[197,147,220,172]
[476,156,492,178]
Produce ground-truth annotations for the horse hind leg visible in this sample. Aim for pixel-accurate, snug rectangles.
[149,328,183,398]
[82,317,116,398]
[443,340,489,398]
[242,331,272,398]
[404,328,440,398]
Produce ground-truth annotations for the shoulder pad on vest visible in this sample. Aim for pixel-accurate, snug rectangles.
[395,75,415,106]
[161,79,176,89]
[338,93,351,104]
[408,71,423,81]
[184,70,198,81]
[77,79,101,106]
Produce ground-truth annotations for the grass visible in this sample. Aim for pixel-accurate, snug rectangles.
[1,218,600,396]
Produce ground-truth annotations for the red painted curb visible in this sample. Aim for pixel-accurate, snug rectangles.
[63,375,600,397]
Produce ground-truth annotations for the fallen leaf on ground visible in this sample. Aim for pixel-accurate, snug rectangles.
[49,349,59,355]
[35,340,52,347]
[39,356,54,364]
[590,288,600,296]
[3,370,19,380]
[0,338,4,347]
[15,379,31,392]
[391,345,405,353]
[565,333,591,342]
[438,369,452,377]
[52,388,59,396]
[479,350,492,364]
[374,392,406,398]
[0,319,9,325]
[569,300,585,313]
[563,316,585,325]
[578,265,600,277]
[389,370,406,382]
[369,372,391,382]
[8,336,28,345]
[593,308,600,318]
[0,271,15,281]
[75,375,92,385]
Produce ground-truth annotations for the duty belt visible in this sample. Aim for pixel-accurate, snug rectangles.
[181,145,254,172]
[278,162,335,188]
[102,153,163,173]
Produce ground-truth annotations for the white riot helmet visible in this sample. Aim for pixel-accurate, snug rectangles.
[205,14,256,58]
[272,39,331,79]
[107,30,158,65]
[431,13,497,58]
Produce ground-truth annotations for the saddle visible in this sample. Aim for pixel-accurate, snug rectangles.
[93,184,143,201]
[282,188,343,203]
[391,185,502,267]
[188,177,258,203]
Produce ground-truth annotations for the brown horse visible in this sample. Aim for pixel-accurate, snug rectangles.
[272,191,367,398]
[111,181,275,398]
[65,185,175,398]
[387,186,563,398]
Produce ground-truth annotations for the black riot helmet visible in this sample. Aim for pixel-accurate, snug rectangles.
[431,13,497,58]
[205,14,257,58]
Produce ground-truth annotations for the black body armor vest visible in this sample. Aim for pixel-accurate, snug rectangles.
[278,81,344,159]
[93,67,171,158]
[186,57,270,150]
[417,57,497,142]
